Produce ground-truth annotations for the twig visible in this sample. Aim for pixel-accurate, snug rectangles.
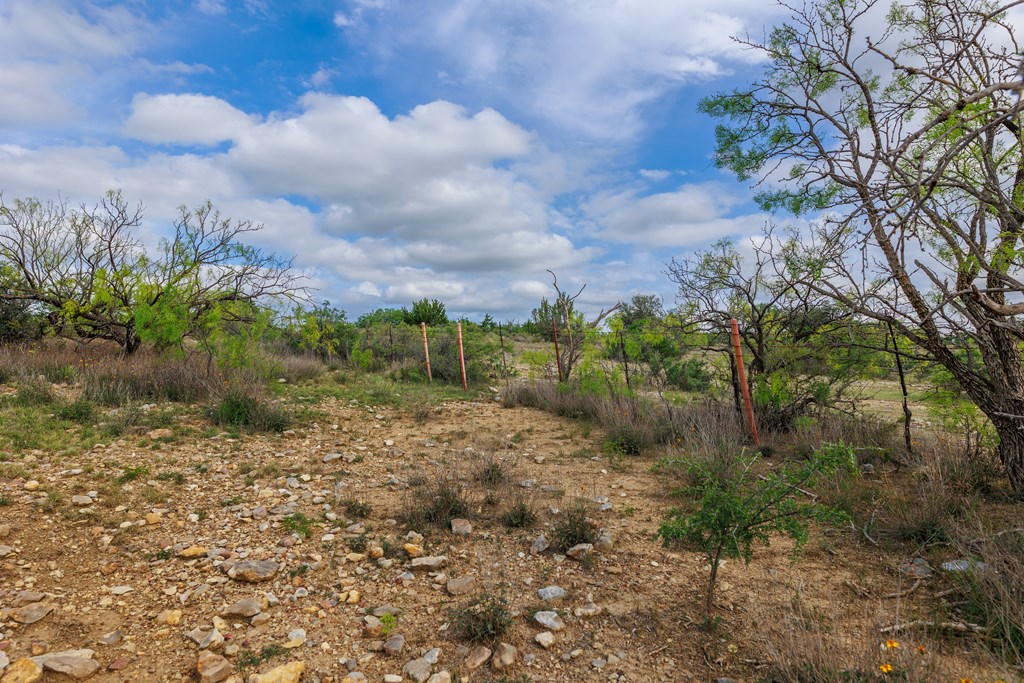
[758,474,818,499]
[844,579,872,598]
[880,620,989,635]
[883,578,922,599]
[647,644,670,656]
[934,587,960,599]
[859,508,879,546]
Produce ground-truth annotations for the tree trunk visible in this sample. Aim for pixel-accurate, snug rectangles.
[991,416,1024,493]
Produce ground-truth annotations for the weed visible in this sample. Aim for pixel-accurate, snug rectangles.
[117,465,151,483]
[451,593,513,643]
[500,501,537,529]
[15,382,54,407]
[237,644,287,669]
[146,548,173,561]
[155,471,186,485]
[283,512,315,537]
[141,486,166,504]
[57,399,95,422]
[220,495,243,507]
[475,456,508,488]
[379,612,397,636]
[553,500,599,550]
[403,477,470,529]
[344,499,371,518]
[209,390,290,432]
[348,533,369,553]
[0,496,10,506]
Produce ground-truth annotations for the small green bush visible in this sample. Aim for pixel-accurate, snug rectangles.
[57,399,95,422]
[14,382,54,407]
[500,501,537,529]
[283,512,315,537]
[553,501,598,549]
[209,390,290,432]
[658,442,854,612]
[403,477,470,529]
[451,593,513,643]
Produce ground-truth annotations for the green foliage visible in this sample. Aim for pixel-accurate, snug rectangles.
[117,465,151,483]
[209,389,290,432]
[500,500,537,529]
[57,399,95,422]
[402,298,449,326]
[553,501,599,549]
[664,358,712,392]
[379,612,398,636]
[403,477,470,529]
[283,512,315,538]
[451,593,513,643]
[658,442,854,611]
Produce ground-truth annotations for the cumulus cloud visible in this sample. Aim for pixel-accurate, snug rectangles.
[336,0,782,139]
[125,93,257,145]
[0,90,600,317]
[0,0,151,131]
[585,182,767,248]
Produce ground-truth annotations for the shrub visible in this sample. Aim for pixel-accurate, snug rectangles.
[403,477,470,529]
[553,500,598,550]
[475,456,509,488]
[450,593,513,643]
[658,442,854,612]
[664,358,712,392]
[209,390,290,432]
[343,499,371,519]
[282,512,315,537]
[57,399,95,422]
[14,381,54,407]
[500,500,537,529]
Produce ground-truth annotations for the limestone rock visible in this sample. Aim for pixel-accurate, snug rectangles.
[0,658,43,683]
[491,643,517,671]
[32,651,99,680]
[11,603,52,625]
[402,658,431,683]
[463,646,490,671]
[227,560,279,582]
[445,575,476,596]
[248,661,306,683]
[196,650,232,683]
[534,611,565,631]
[410,556,447,570]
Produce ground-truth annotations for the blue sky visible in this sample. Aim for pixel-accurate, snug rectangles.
[0,0,787,320]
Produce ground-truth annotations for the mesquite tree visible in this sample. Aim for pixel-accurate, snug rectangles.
[702,0,1024,491]
[0,191,305,354]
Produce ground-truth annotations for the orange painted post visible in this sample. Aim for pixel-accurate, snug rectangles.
[420,322,432,383]
[730,318,760,446]
[552,317,564,382]
[456,322,468,391]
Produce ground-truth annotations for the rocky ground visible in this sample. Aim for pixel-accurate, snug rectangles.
[0,388,1007,682]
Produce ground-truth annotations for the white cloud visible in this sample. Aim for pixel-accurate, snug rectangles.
[0,63,80,127]
[308,67,335,88]
[195,0,228,16]
[639,169,672,181]
[0,1,150,131]
[586,182,766,248]
[338,0,783,139]
[124,94,257,145]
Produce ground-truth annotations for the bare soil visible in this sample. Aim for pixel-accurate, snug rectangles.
[0,391,1011,682]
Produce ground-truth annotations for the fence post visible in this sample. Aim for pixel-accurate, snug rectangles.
[456,322,468,391]
[421,322,432,383]
[730,318,760,446]
[498,322,510,390]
